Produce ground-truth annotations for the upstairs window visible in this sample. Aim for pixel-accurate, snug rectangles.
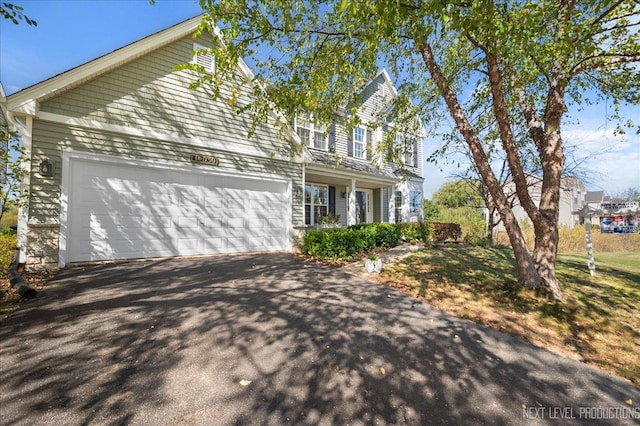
[192,43,215,73]
[353,127,366,159]
[296,114,327,150]
[395,133,414,166]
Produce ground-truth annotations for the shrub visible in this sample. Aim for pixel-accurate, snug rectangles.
[0,232,17,277]
[300,223,403,261]
[397,222,433,244]
[427,222,462,242]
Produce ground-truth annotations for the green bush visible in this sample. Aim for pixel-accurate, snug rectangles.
[397,222,433,244]
[300,223,404,261]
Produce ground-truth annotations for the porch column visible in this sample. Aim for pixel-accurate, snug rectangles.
[388,185,396,223]
[348,179,357,226]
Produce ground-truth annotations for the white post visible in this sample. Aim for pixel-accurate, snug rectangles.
[388,185,396,223]
[585,213,596,277]
[348,180,356,226]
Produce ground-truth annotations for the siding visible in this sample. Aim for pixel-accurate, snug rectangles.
[326,73,423,178]
[29,121,303,226]
[40,36,292,161]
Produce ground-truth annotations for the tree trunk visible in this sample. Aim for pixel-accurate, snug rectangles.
[417,40,543,291]
[530,126,566,300]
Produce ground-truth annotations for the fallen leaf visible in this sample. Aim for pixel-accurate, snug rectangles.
[239,379,252,386]
[380,367,386,375]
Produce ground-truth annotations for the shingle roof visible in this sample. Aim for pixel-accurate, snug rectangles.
[585,190,605,203]
[309,150,396,179]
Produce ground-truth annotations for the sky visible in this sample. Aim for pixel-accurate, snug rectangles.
[1,0,639,198]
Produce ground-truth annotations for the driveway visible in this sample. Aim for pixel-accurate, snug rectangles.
[1,253,638,425]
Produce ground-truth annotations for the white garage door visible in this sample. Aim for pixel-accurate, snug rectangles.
[63,156,291,263]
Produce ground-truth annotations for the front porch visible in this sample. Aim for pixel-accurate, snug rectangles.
[303,166,422,228]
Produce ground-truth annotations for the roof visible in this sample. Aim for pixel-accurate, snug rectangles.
[585,190,605,203]
[5,16,205,115]
[309,150,396,180]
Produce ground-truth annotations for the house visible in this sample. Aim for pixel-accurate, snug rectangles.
[295,69,424,229]
[0,16,424,270]
[585,191,638,233]
[492,175,585,233]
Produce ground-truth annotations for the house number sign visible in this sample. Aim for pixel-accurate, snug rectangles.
[191,153,219,166]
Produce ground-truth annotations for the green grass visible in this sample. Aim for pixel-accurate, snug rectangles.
[376,246,640,385]
[0,208,18,229]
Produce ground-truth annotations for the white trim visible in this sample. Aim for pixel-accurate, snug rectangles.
[59,150,292,267]
[38,111,301,163]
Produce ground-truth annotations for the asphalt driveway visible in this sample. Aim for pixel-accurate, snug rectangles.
[1,253,638,425]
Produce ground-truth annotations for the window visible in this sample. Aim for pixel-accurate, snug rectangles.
[404,139,414,166]
[410,190,422,215]
[305,183,328,225]
[395,133,414,165]
[395,191,403,223]
[296,114,327,150]
[192,43,215,73]
[353,127,366,159]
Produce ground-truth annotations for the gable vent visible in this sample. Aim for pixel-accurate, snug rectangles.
[193,43,215,73]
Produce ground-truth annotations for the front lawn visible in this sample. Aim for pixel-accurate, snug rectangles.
[373,246,640,385]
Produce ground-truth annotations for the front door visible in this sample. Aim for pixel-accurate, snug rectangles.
[355,189,373,224]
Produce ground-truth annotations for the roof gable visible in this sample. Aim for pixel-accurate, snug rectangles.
[6,16,208,114]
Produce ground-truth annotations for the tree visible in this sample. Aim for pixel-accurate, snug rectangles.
[0,124,26,224]
[432,180,484,209]
[431,180,486,243]
[612,187,640,202]
[196,1,640,300]
[0,2,36,26]
[1,2,36,224]
[422,199,440,222]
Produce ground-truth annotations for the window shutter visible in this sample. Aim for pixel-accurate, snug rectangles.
[329,120,336,153]
[347,130,353,157]
[366,129,372,160]
[329,186,336,216]
[413,140,419,168]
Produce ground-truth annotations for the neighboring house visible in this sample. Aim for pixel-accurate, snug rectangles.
[0,16,424,270]
[492,175,585,233]
[585,191,638,233]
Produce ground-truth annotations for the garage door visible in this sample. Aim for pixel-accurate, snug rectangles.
[64,156,291,263]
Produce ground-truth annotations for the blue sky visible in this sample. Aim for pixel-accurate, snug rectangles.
[1,0,638,198]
